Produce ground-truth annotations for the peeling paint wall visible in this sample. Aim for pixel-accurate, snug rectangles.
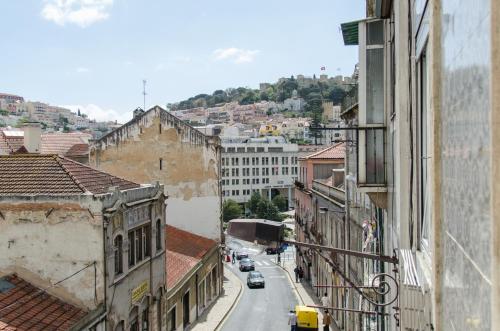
[0,197,105,310]
[90,106,221,241]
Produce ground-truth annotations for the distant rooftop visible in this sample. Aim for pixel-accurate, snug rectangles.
[300,143,345,160]
[0,154,140,196]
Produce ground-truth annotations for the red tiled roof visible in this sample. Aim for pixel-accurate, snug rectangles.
[0,274,87,331]
[0,154,140,195]
[301,143,345,160]
[166,250,198,290]
[0,131,24,155]
[66,143,89,156]
[165,225,217,290]
[0,130,91,157]
[40,133,91,155]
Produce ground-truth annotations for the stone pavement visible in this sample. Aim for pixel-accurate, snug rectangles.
[190,264,242,331]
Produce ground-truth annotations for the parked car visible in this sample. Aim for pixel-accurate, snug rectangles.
[239,258,255,271]
[236,251,249,260]
[265,244,286,255]
[247,271,265,288]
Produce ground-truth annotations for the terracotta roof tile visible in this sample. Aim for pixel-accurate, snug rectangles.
[40,133,91,155]
[165,225,217,290]
[166,225,217,259]
[0,274,87,331]
[166,250,198,290]
[301,143,345,160]
[0,154,140,195]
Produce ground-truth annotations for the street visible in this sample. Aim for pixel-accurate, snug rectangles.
[221,238,299,331]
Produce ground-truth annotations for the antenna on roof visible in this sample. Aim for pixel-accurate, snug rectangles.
[142,79,147,111]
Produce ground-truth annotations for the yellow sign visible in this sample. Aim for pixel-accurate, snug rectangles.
[131,281,149,303]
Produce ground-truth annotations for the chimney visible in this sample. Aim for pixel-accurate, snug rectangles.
[332,168,345,187]
[133,108,145,119]
[22,122,41,153]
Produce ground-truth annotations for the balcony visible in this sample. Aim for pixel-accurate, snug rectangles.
[341,84,358,119]
[312,180,345,205]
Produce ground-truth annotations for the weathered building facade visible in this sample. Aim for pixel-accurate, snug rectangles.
[90,106,222,242]
[165,225,221,331]
[336,0,500,330]
[0,154,166,330]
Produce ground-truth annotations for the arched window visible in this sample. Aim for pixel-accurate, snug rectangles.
[114,235,123,275]
[156,219,162,251]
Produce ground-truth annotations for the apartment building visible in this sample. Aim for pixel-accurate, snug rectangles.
[221,136,299,206]
[0,154,166,330]
[332,0,500,330]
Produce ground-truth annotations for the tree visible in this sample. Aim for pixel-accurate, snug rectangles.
[305,91,323,145]
[272,194,287,212]
[256,200,283,222]
[223,199,243,222]
[77,108,81,117]
[246,192,262,215]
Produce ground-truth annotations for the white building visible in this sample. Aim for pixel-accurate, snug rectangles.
[221,136,299,206]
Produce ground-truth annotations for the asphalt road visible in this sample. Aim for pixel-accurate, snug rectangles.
[221,238,299,331]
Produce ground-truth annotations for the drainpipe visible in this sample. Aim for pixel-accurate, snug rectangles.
[195,273,199,320]
[103,218,108,330]
[344,141,351,330]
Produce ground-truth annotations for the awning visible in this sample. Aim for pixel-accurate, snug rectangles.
[340,19,362,46]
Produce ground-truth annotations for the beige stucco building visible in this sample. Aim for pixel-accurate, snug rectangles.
[90,106,222,242]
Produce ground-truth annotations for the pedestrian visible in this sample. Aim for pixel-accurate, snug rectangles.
[323,310,332,331]
[321,292,329,308]
[293,266,299,283]
[277,253,281,264]
[232,251,236,264]
[288,310,297,331]
[299,267,304,282]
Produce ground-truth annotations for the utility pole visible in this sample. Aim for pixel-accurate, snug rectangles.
[143,79,147,110]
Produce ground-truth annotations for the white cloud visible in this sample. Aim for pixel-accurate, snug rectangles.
[41,0,114,28]
[76,67,90,73]
[213,48,260,64]
[63,104,132,124]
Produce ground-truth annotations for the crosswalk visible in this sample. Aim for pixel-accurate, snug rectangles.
[226,258,278,269]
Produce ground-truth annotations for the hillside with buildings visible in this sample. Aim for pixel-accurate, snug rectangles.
[0,93,119,138]
[168,73,353,112]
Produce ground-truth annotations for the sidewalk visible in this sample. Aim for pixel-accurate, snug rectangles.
[190,264,242,331]
[279,258,342,331]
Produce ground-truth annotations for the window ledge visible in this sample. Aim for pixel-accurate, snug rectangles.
[113,257,152,285]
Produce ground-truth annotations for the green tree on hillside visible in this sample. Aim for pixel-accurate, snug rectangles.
[223,199,243,222]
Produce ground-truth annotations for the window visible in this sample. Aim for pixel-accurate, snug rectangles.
[272,167,278,176]
[358,19,386,186]
[282,157,288,165]
[418,46,431,252]
[262,157,269,165]
[142,307,149,331]
[128,232,135,267]
[156,220,162,252]
[231,168,239,177]
[129,224,152,266]
[159,158,163,170]
[263,168,269,176]
[282,167,289,175]
[168,307,176,331]
[114,235,123,275]
[252,168,259,176]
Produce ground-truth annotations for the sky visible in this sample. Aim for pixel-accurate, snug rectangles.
[0,0,364,123]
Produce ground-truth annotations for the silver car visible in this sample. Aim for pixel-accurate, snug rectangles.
[247,271,265,288]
